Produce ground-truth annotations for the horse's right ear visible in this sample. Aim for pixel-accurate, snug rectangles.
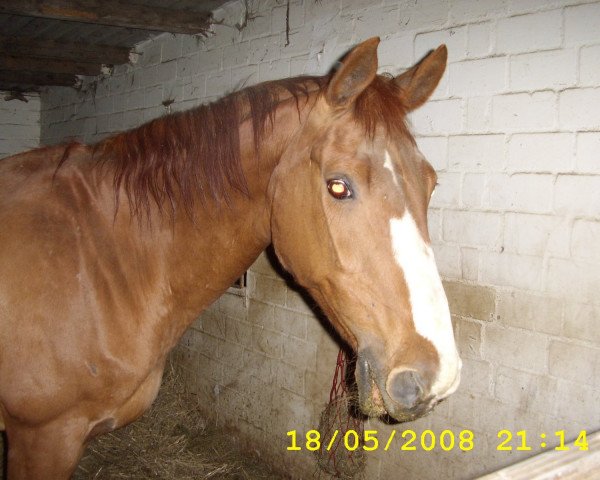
[325,37,380,109]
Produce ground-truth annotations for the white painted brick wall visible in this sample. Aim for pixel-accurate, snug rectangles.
[38,0,600,478]
[0,94,40,158]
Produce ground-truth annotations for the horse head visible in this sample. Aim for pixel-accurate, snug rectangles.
[269,38,461,422]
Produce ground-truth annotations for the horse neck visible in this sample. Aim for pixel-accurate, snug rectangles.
[156,91,314,341]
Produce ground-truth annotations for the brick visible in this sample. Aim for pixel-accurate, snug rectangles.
[576,132,600,174]
[428,210,443,246]
[554,380,600,426]
[504,213,570,258]
[554,175,600,217]
[466,96,493,133]
[494,366,557,415]
[496,10,562,54]
[353,5,400,41]
[416,136,447,171]
[559,88,600,131]
[252,325,283,358]
[223,43,250,68]
[580,45,600,87]
[432,243,462,278]
[480,251,544,290]
[444,280,496,321]
[467,22,493,58]
[571,219,600,262]
[248,299,275,330]
[443,210,503,248]
[241,10,273,41]
[410,98,464,135]
[492,92,556,132]
[377,34,414,73]
[200,310,226,339]
[220,292,248,319]
[449,57,506,97]
[397,0,449,30]
[415,27,468,64]
[275,362,305,395]
[429,171,460,207]
[484,325,548,373]
[282,335,317,372]
[230,65,259,90]
[161,35,182,62]
[285,287,315,314]
[206,70,232,97]
[488,173,554,213]
[461,173,486,209]
[510,50,577,91]
[239,349,277,384]
[545,258,600,304]
[461,247,479,282]
[258,59,291,82]
[247,35,282,64]
[565,3,600,46]
[176,54,200,79]
[450,0,507,23]
[508,133,574,173]
[456,316,483,358]
[277,308,309,339]
[497,289,563,335]
[548,340,600,386]
[563,302,600,344]
[448,134,505,172]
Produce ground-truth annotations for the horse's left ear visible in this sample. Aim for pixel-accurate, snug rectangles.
[395,45,447,112]
[326,37,380,109]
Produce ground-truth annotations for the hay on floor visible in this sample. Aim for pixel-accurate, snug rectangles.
[0,364,287,479]
[74,364,286,479]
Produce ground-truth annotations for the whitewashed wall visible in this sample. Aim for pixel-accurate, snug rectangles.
[40,0,600,478]
[0,94,40,158]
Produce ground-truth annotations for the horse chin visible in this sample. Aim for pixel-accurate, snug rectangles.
[355,352,433,423]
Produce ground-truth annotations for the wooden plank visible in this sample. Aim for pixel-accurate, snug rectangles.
[0,0,213,34]
[0,55,101,76]
[0,35,131,65]
[0,70,78,87]
[478,430,600,480]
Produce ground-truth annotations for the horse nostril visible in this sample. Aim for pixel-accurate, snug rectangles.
[387,369,424,409]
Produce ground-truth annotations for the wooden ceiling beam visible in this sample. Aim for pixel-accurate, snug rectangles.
[0,70,79,87]
[0,55,101,77]
[0,0,213,35]
[0,35,131,65]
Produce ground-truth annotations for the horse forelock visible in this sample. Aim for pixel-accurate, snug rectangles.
[352,74,414,146]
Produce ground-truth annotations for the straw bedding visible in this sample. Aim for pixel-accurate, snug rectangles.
[0,365,288,479]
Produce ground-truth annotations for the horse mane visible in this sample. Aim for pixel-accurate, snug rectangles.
[81,72,411,220]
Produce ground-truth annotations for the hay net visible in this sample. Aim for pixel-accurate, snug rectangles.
[315,348,366,479]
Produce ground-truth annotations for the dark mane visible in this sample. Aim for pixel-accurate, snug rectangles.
[91,76,326,220]
[85,72,411,220]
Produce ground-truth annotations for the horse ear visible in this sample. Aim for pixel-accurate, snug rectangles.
[325,37,380,109]
[395,45,447,112]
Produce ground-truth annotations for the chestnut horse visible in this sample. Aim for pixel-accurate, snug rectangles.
[0,38,461,479]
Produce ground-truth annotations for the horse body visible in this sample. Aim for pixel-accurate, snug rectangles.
[0,38,461,479]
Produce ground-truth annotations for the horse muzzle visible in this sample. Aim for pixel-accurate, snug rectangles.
[355,351,439,422]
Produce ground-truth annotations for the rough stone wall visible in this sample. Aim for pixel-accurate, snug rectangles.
[39,0,600,478]
[0,94,40,158]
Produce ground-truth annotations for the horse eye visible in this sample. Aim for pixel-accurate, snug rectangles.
[327,178,353,200]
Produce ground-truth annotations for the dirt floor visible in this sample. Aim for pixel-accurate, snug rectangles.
[0,368,290,479]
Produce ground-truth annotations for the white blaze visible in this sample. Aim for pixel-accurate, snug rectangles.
[384,151,400,186]
[390,211,461,398]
